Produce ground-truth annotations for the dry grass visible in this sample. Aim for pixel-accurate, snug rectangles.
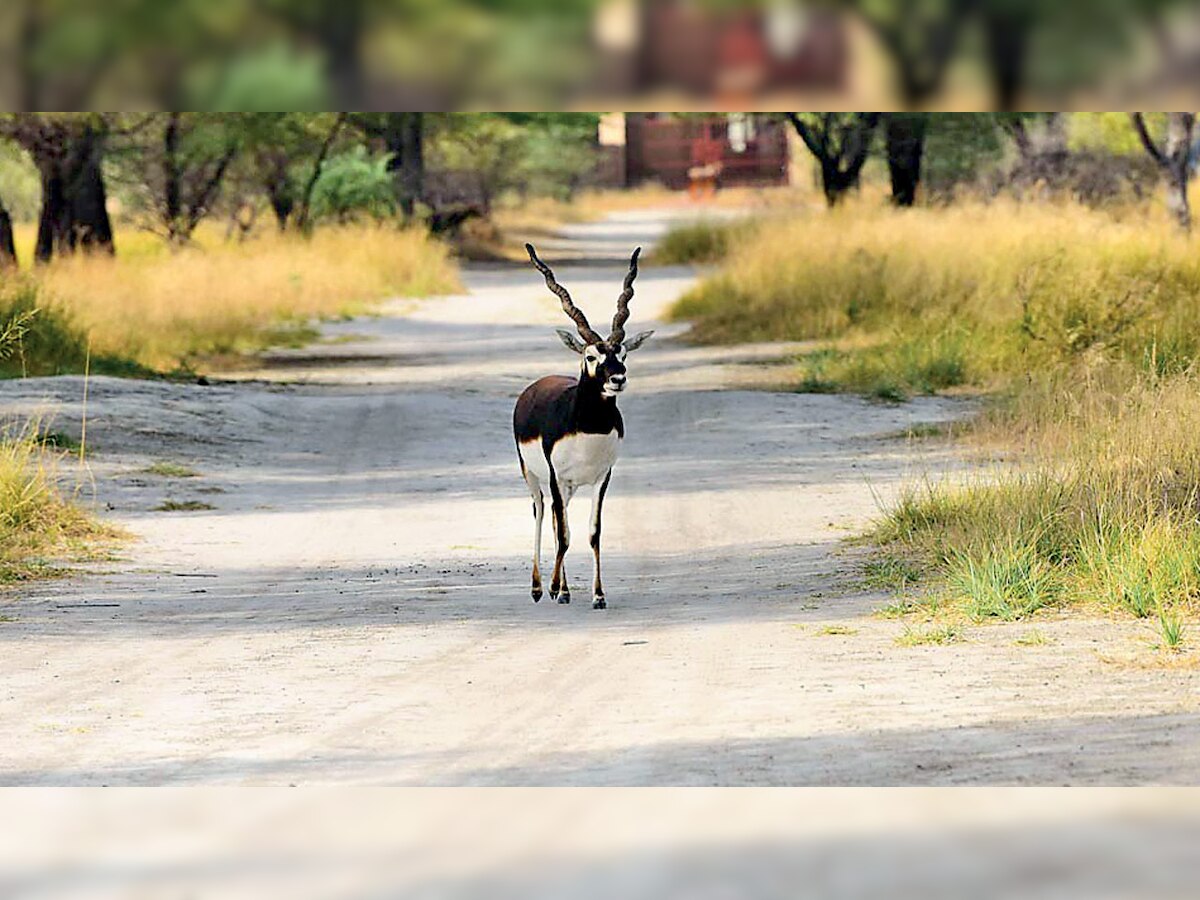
[874,369,1200,640]
[0,424,119,582]
[673,198,1200,640]
[672,199,1196,383]
[7,223,460,373]
[462,184,814,261]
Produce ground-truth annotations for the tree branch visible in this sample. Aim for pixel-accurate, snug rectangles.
[295,113,347,232]
[1131,113,1167,168]
[786,113,827,162]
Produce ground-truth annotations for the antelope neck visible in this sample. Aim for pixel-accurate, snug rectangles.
[572,368,621,435]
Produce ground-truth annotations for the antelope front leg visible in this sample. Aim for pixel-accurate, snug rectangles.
[548,474,571,603]
[589,471,612,609]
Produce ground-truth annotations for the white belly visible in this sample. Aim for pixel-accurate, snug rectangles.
[520,431,620,490]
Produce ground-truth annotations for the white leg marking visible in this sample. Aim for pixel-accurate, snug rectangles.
[590,475,607,604]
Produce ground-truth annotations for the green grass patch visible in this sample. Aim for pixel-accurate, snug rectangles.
[1157,611,1186,652]
[862,555,924,591]
[143,462,200,478]
[1014,629,1049,646]
[37,430,83,453]
[793,333,971,400]
[871,374,1200,627]
[816,624,858,636]
[945,543,1062,621]
[154,500,216,512]
[651,218,760,265]
[895,624,962,646]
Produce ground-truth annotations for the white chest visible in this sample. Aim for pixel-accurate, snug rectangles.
[550,430,621,489]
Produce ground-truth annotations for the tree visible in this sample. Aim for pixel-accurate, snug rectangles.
[0,195,15,268]
[503,113,598,202]
[113,113,239,245]
[1131,112,1195,231]
[0,113,116,262]
[230,114,325,231]
[786,113,880,206]
[349,113,426,219]
[292,113,347,234]
[852,0,970,107]
[883,113,928,206]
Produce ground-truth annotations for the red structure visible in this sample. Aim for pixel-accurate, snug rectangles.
[596,1,847,98]
[602,113,790,190]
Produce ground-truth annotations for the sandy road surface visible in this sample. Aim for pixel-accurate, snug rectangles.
[1,210,1198,786]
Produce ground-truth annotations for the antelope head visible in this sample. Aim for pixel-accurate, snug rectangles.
[526,243,654,398]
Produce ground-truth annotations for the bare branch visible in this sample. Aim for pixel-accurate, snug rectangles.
[1130,113,1167,168]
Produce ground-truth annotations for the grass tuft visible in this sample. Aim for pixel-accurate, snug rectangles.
[817,624,858,636]
[1014,629,1049,647]
[0,425,117,582]
[946,543,1061,621]
[651,218,760,265]
[143,462,199,478]
[154,500,216,512]
[895,624,962,646]
[862,555,923,590]
[1158,611,1186,652]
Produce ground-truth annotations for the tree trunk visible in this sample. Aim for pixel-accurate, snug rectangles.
[320,0,365,107]
[884,114,927,207]
[32,125,114,261]
[162,113,185,243]
[258,150,295,230]
[383,112,424,219]
[294,113,347,234]
[787,113,878,208]
[1166,169,1191,232]
[267,187,294,231]
[1131,112,1195,232]
[820,162,855,207]
[65,130,114,254]
[34,158,69,263]
[982,9,1031,111]
[0,200,16,269]
[1164,114,1193,232]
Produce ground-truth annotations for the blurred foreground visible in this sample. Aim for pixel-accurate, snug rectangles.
[3,789,1198,899]
[4,1,1200,109]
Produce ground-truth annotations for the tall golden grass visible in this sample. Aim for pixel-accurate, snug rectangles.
[6,224,461,372]
[674,199,1200,646]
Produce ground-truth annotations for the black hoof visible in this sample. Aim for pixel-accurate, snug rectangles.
[531,587,542,603]
[593,597,606,610]
[557,592,571,604]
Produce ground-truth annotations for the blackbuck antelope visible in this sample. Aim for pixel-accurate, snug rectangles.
[513,244,654,609]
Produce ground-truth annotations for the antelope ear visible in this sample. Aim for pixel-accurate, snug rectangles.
[623,330,655,352]
[555,329,587,353]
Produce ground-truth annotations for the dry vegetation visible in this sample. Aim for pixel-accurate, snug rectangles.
[0,424,119,584]
[458,184,811,261]
[671,198,1200,650]
[0,221,460,580]
[3,223,460,374]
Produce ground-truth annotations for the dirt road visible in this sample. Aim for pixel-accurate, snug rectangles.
[2,210,1198,785]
